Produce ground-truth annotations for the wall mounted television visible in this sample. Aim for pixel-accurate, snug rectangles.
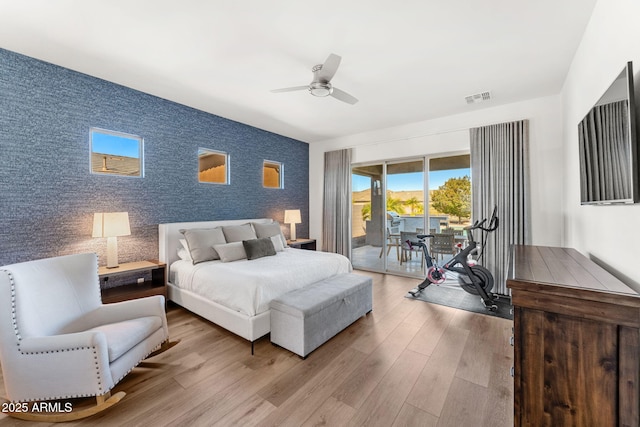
[578,61,639,205]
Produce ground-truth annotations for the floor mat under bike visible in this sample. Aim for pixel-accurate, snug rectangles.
[405,283,513,320]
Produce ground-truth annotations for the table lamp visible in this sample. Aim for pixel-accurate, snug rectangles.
[284,209,302,241]
[92,212,131,268]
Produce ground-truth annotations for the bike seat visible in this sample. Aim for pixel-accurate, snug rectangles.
[416,234,433,239]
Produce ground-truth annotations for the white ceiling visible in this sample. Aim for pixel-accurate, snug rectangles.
[0,0,597,143]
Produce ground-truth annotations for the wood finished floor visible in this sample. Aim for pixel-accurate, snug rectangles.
[0,271,514,427]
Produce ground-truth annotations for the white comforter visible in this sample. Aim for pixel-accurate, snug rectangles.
[170,248,352,316]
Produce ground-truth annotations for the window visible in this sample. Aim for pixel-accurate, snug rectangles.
[90,128,143,177]
[263,160,283,188]
[198,148,229,184]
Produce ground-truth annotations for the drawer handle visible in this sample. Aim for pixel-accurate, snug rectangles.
[510,336,514,346]
[510,366,514,377]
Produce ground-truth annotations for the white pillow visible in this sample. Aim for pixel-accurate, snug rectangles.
[213,242,247,262]
[270,235,285,252]
[177,247,192,261]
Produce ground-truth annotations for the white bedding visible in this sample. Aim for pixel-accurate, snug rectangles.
[170,248,352,316]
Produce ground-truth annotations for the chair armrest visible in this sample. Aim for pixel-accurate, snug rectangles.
[8,331,115,400]
[93,296,168,333]
[96,295,165,320]
[58,296,169,336]
[19,330,107,354]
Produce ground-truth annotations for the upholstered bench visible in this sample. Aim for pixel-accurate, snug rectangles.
[270,273,373,358]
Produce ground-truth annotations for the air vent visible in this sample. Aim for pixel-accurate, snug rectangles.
[465,91,492,104]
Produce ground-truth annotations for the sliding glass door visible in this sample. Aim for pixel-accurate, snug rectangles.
[427,155,472,262]
[351,164,385,271]
[351,153,471,277]
[351,159,425,275]
[385,159,425,274]
[427,154,471,232]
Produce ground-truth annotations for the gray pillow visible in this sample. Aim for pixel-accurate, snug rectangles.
[253,221,287,248]
[243,238,277,260]
[222,224,257,242]
[213,242,247,262]
[181,227,226,264]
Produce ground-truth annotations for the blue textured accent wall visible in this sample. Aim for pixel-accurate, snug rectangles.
[0,48,309,266]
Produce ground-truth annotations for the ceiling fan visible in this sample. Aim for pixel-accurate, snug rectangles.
[271,53,358,105]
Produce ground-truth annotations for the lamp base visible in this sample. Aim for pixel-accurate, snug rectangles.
[290,223,297,241]
[106,236,120,268]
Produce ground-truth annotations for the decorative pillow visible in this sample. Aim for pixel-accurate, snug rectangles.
[177,247,192,261]
[213,242,247,262]
[222,224,257,243]
[181,227,226,264]
[270,235,285,252]
[253,221,287,248]
[243,238,277,260]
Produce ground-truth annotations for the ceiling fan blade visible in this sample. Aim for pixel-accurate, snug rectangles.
[271,86,309,93]
[330,87,358,105]
[316,53,341,83]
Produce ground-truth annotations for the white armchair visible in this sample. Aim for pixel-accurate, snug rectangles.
[0,253,176,422]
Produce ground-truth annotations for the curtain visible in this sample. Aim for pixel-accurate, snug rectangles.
[322,149,352,256]
[470,120,530,295]
[578,100,632,202]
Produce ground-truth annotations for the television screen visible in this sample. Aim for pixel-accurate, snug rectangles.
[578,61,639,204]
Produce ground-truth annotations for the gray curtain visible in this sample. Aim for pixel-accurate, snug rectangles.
[322,149,352,257]
[578,100,632,202]
[470,120,530,295]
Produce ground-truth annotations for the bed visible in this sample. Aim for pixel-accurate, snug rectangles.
[158,219,352,350]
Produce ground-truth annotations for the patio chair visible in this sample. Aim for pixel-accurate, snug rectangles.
[379,227,400,260]
[430,233,456,262]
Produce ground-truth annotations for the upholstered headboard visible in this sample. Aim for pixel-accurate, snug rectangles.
[158,218,274,269]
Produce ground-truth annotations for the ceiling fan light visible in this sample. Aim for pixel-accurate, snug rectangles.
[309,83,332,97]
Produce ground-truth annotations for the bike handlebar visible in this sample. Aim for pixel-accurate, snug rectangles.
[464,206,499,233]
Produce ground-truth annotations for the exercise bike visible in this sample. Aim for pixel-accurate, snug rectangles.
[407,206,500,311]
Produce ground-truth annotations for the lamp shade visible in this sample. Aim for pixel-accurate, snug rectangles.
[284,209,301,224]
[92,212,131,238]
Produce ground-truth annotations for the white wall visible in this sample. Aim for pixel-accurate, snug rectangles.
[561,0,640,289]
[309,94,564,252]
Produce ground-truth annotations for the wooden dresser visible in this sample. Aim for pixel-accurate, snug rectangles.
[507,245,640,427]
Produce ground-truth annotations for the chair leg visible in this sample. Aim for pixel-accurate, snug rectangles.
[1,391,125,422]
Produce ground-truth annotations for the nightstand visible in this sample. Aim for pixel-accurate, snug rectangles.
[287,238,316,251]
[99,260,167,304]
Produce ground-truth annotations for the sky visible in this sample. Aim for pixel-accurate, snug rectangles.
[91,130,141,158]
[353,168,470,192]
